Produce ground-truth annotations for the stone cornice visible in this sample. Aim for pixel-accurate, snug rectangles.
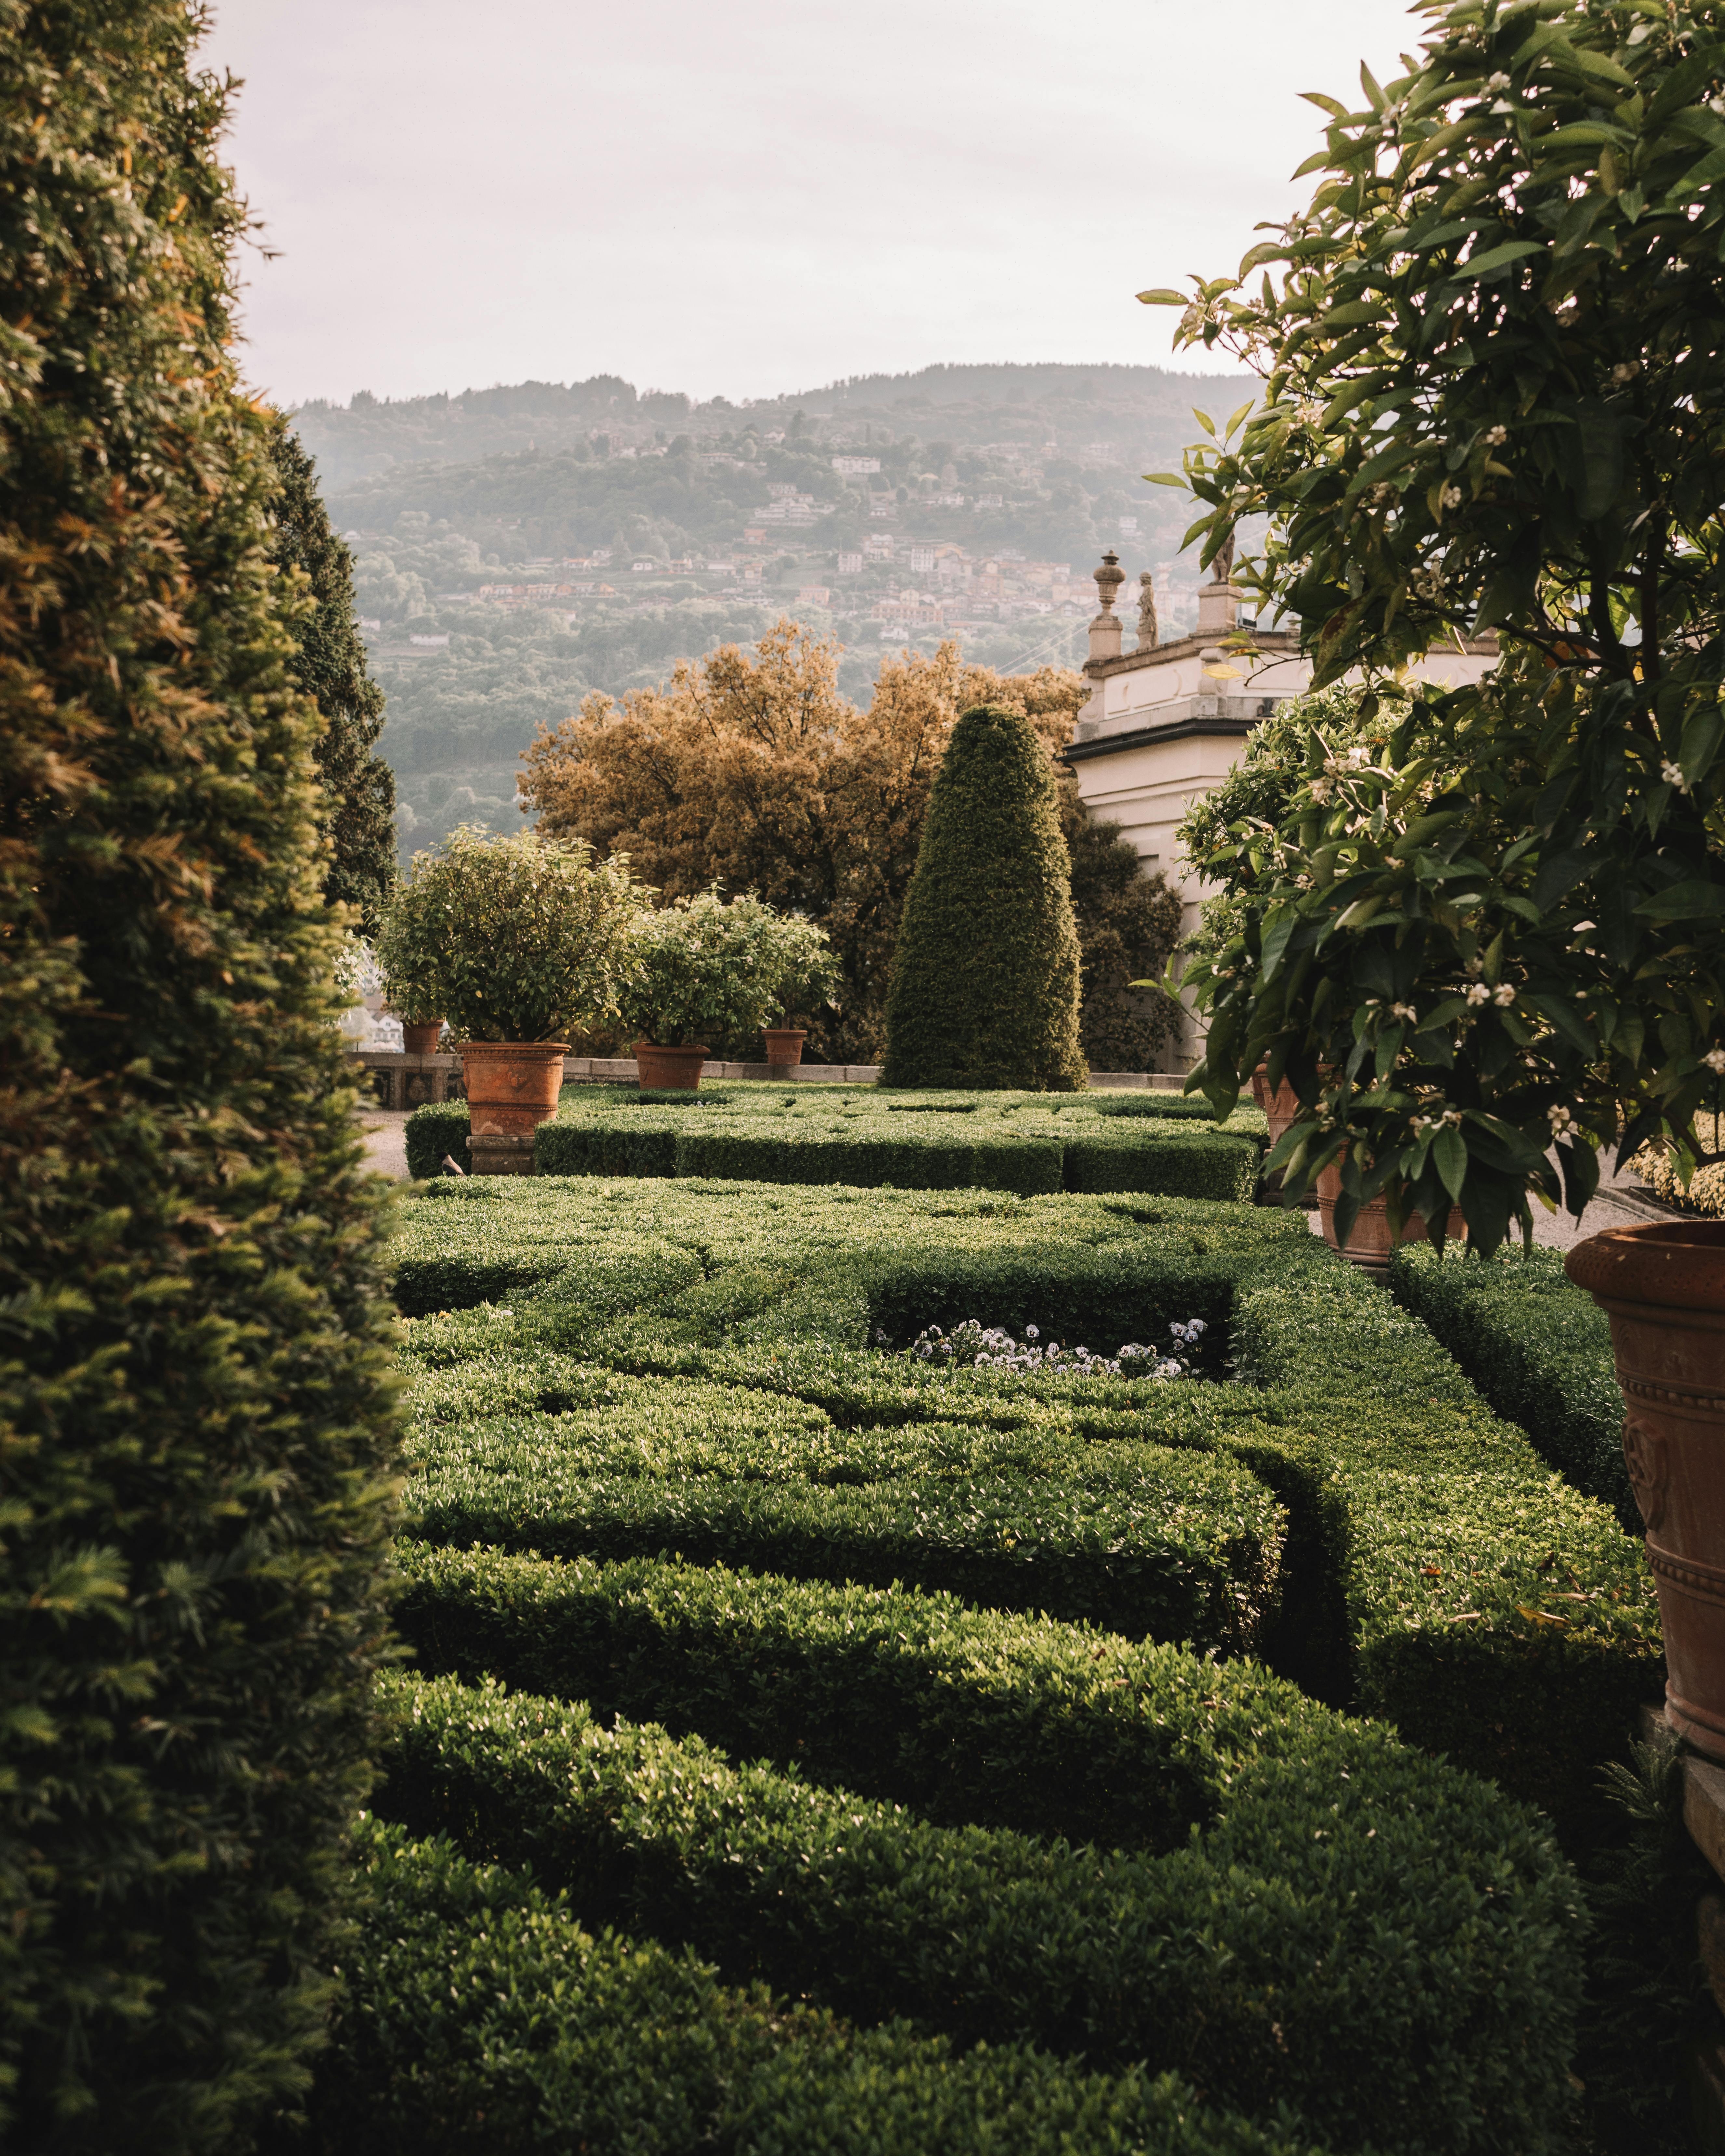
[1081,627,1500,681]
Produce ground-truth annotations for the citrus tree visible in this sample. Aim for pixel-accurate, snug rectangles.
[380,827,642,1043]
[1147,0,1725,1250]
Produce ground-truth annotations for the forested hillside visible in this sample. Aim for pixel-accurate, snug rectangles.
[294,360,1251,861]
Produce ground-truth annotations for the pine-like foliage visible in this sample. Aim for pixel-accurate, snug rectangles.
[880,705,1085,1089]
[0,7,399,2149]
[1060,782,1183,1074]
[267,421,396,928]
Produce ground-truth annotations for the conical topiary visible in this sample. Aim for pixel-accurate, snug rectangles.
[880,705,1086,1089]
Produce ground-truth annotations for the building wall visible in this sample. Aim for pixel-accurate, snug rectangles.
[1063,569,1500,1066]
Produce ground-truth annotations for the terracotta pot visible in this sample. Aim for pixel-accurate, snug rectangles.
[762,1027,807,1070]
[1566,1221,1725,1760]
[401,1019,444,1056]
[458,1039,569,1136]
[1250,1065,1303,1152]
[635,1040,709,1091]
[1315,1154,1465,1276]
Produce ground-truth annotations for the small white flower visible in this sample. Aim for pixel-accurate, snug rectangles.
[1310,775,1333,804]
[1547,1104,1574,1133]
[1706,1048,1725,1075]
[1386,856,1405,870]
[1611,361,1641,384]
[1442,1107,1464,1128]
[1484,424,1508,446]
[1466,982,1491,1008]
[1486,70,1511,92]
[1441,484,1464,509]
[1662,759,1689,791]
[1464,955,1485,978]
[1296,873,1315,891]
[1391,1001,1418,1022]
[1492,982,1516,1007]
[1344,744,1372,770]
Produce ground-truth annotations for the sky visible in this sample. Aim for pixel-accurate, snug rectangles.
[203,0,1435,412]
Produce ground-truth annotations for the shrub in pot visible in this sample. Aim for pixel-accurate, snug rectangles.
[619,890,837,1089]
[383,825,641,1133]
[1156,3,1725,1748]
[761,935,843,1070]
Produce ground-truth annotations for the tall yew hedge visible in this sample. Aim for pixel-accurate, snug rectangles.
[0,6,400,2149]
[882,704,1086,1089]
[267,421,396,930]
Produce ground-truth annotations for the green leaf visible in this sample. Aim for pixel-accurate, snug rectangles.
[1136,288,1189,306]
[1678,702,1725,788]
[1458,240,1546,279]
[1634,879,1725,923]
[1433,1124,1468,1204]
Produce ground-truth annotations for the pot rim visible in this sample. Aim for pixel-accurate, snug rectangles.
[1565,1219,1725,1313]
[633,1040,710,1056]
[456,1039,571,1055]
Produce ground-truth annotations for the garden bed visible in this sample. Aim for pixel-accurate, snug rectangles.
[407,1082,1266,1198]
[310,1171,1670,2149]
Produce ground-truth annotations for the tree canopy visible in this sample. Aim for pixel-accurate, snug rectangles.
[1150,0,1725,1249]
[520,623,1180,1067]
[267,420,396,926]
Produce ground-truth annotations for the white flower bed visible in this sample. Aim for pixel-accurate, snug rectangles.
[892,1317,1207,1382]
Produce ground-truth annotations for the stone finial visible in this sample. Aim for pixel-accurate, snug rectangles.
[1089,550,1125,663]
[1136,570,1158,650]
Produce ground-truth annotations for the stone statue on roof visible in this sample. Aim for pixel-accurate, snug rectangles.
[1136,570,1158,649]
[1210,530,1237,587]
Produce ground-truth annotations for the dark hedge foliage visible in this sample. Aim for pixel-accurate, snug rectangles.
[0,7,400,2148]
[298,1821,1322,2156]
[881,706,1086,1090]
[266,422,396,930]
[383,1564,1587,2156]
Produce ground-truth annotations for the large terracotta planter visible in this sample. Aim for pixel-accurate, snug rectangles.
[401,1019,444,1055]
[635,1041,709,1091]
[458,1039,569,1136]
[762,1027,806,1071]
[1315,1155,1465,1275]
[1250,1065,1302,1152]
[1567,1221,1725,1760]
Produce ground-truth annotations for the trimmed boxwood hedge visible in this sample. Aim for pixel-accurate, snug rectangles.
[381,1556,1587,2156]
[359,1174,1662,2146]
[390,1179,1660,1836]
[407,1083,1267,1199]
[308,1820,1323,2156]
[403,1096,470,1179]
[404,1370,1288,1653]
[1388,1241,1636,1531]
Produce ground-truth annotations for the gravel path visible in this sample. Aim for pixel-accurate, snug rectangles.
[357,1109,410,1181]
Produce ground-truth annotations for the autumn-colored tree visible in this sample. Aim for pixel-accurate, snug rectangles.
[520,620,1179,1066]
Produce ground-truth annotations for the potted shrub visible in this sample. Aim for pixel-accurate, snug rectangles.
[1151,3,1725,1744]
[760,930,843,1071]
[381,825,640,1134]
[620,890,837,1090]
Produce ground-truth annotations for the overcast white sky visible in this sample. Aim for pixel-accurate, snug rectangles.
[203,0,1433,411]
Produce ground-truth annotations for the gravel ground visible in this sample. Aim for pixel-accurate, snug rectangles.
[357,1110,410,1181]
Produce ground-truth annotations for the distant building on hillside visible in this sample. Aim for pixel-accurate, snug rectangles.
[862,534,894,561]
[831,454,881,476]
[836,551,863,575]
[798,585,832,606]
[1063,552,1500,1066]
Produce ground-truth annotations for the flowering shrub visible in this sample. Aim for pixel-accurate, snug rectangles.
[893,1316,1207,1382]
